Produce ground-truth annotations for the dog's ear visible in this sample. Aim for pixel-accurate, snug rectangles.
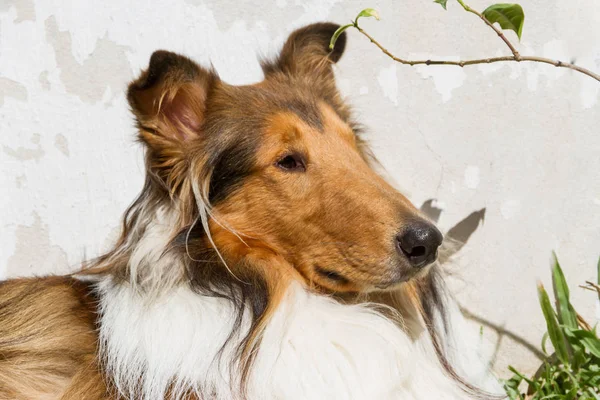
[262,22,346,80]
[128,50,217,145]
[128,51,217,190]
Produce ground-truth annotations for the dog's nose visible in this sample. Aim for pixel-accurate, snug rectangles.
[396,221,443,268]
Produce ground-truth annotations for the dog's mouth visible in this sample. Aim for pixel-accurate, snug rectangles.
[312,258,432,292]
[374,263,434,290]
[374,278,410,290]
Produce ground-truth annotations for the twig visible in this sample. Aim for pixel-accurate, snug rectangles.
[456,0,521,59]
[352,21,600,83]
[585,280,600,291]
[580,281,600,294]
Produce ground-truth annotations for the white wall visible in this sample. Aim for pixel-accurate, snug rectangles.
[1,0,599,377]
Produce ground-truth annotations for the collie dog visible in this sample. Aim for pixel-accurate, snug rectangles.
[0,23,501,400]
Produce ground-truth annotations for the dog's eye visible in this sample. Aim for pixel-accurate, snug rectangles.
[276,153,306,172]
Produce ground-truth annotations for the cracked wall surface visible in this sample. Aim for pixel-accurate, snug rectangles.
[1,0,599,377]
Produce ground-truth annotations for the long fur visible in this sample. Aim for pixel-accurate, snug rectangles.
[96,276,490,400]
[0,22,504,400]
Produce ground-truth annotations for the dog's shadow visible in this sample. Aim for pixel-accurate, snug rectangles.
[420,199,545,370]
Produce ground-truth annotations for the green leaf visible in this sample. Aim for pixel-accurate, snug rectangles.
[551,253,578,329]
[434,0,448,10]
[538,283,570,364]
[503,373,523,400]
[564,328,600,358]
[329,23,354,50]
[565,387,579,400]
[580,334,600,358]
[482,3,525,40]
[508,365,537,387]
[541,332,550,354]
[588,388,600,400]
[354,8,380,25]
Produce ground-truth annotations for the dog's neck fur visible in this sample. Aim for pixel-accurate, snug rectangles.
[81,199,500,400]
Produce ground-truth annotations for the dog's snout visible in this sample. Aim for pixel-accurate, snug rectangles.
[396,221,443,268]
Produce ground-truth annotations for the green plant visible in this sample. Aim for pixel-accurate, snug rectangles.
[503,255,600,399]
[330,4,600,82]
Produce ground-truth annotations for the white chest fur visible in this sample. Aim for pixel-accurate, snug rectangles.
[96,279,493,400]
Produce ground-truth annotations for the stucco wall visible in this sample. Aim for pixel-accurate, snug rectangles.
[1,0,599,377]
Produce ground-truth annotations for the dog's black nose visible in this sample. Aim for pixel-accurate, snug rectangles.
[396,221,443,268]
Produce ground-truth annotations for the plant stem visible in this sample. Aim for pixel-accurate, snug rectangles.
[353,25,600,82]
[456,0,521,59]
[576,313,592,331]
[580,281,600,294]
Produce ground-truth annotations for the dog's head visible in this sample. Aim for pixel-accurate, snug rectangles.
[127,23,442,293]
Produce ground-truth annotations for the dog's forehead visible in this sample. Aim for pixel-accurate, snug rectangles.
[208,80,326,129]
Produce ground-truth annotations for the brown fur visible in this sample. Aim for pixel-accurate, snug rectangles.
[0,277,108,399]
[208,102,422,293]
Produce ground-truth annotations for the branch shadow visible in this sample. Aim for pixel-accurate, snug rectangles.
[460,306,546,362]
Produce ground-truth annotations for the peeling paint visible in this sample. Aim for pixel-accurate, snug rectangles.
[54,133,69,156]
[3,133,44,161]
[5,213,70,278]
[0,77,28,106]
[412,54,466,103]
[0,0,36,23]
[45,16,131,103]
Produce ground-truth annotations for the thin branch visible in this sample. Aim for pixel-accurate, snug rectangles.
[585,280,600,291]
[456,0,521,59]
[353,25,600,83]
[580,281,600,294]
